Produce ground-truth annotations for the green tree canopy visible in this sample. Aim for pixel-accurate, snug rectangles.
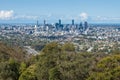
[87,55,120,80]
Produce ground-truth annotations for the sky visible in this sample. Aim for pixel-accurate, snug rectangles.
[0,0,120,23]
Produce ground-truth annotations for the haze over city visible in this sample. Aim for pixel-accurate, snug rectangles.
[0,0,120,23]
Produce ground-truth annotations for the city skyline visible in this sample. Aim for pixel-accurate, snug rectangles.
[0,0,120,23]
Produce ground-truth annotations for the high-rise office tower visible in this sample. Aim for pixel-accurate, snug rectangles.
[84,21,88,31]
[37,20,39,27]
[34,24,38,35]
[79,22,83,29]
[59,19,61,25]
[80,22,83,27]
[44,20,46,26]
[72,19,74,25]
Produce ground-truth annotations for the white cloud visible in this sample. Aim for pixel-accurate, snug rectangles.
[14,15,38,20]
[0,10,14,20]
[0,10,39,20]
[79,12,88,21]
[93,16,109,21]
[92,16,120,21]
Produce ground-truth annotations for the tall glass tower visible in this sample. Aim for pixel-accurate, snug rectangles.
[72,19,74,25]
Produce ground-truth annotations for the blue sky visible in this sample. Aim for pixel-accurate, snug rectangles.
[0,0,120,23]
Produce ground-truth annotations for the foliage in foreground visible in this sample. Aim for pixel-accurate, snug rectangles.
[0,42,120,80]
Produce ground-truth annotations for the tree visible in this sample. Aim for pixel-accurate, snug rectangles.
[19,62,27,75]
[42,42,61,54]
[19,65,37,80]
[35,42,62,80]
[87,54,120,80]
[62,42,75,52]
[49,67,62,80]
[0,58,20,80]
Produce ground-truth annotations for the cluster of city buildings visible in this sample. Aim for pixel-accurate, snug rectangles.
[1,21,120,53]
[0,20,89,37]
[33,20,89,36]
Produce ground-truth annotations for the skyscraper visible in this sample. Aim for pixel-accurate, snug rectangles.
[80,22,83,27]
[79,22,83,30]
[44,20,46,26]
[34,24,38,35]
[37,20,39,27]
[84,21,88,31]
[72,19,74,25]
[59,19,61,25]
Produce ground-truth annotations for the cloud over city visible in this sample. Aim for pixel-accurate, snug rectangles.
[1,10,120,23]
[92,16,120,21]
[0,10,14,20]
[0,10,38,20]
[79,12,88,21]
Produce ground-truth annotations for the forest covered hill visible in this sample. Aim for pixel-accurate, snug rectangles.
[0,42,120,80]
